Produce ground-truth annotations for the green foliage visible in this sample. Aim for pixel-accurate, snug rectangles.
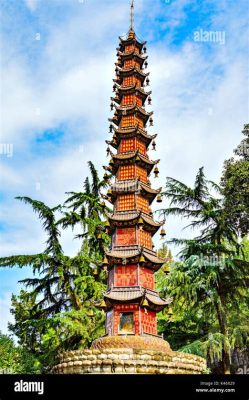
[0,331,41,374]
[158,162,249,373]
[0,162,109,371]
[221,124,249,237]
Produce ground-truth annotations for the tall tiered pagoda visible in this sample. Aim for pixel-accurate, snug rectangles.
[101,0,170,340]
[53,1,207,373]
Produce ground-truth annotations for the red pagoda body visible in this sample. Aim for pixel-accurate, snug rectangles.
[101,24,170,340]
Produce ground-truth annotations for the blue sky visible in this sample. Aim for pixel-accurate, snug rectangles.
[0,0,248,334]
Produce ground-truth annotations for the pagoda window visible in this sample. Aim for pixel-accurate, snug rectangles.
[136,139,146,155]
[135,96,143,107]
[134,45,140,54]
[122,94,134,106]
[117,194,135,211]
[141,309,157,335]
[134,77,141,87]
[134,61,140,69]
[116,227,136,246]
[118,165,135,180]
[118,312,134,334]
[124,60,133,69]
[138,228,152,249]
[125,45,134,53]
[135,166,148,183]
[121,115,134,128]
[136,195,149,213]
[119,138,135,152]
[123,76,134,86]
[115,265,137,286]
[139,266,155,290]
[135,116,144,129]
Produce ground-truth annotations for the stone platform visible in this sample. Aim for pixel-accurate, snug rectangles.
[52,336,206,374]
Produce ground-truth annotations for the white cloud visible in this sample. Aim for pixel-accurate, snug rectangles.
[0,292,13,334]
[0,0,248,330]
[24,0,38,12]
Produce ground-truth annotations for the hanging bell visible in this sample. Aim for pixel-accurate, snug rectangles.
[103,173,109,181]
[154,166,159,178]
[88,309,94,317]
[138,217,144,227]
[145,61,148,68]
[97,233,103,240]
[146,78,150,86]
[106,146,111,157]
[149,117,153,126]
[93,268,98,275]
[100,300,107,309]
[143,46,147,53]
[139,254,145,263]
[105,220,110,228]
[100,201,105,208]
[142,298,149,307]
[102,256,108,266]
[156,194,162,203]
[110,102,114,111]
[113,84,116,92]
[164,265,170,275]
[160,227,166,238]
[109,159,114,166]
[148,96,152,105]
[168,307,173,317]
[152,140,156,150]
[109,124,113,133]
[107,189,112,196]
[115,67,118,74]
[152,243,155,249]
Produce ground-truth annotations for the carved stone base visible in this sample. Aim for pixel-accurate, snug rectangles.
[52,347,206,374]
[92,335,171,353]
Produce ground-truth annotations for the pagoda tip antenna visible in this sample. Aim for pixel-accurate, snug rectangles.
[130,0,134,30]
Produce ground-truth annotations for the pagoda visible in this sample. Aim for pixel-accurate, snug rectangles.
[97,0,171,346]
[53,1,207,374]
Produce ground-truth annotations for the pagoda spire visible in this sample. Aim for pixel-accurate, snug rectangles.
[130,0,135,31]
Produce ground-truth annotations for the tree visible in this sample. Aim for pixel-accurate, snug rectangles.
[221,124,249,237]
[0,162,110,371]
[158,168,249,374]
[0,331,41,374]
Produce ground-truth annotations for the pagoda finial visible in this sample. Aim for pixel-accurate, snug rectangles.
[130,0,134,31]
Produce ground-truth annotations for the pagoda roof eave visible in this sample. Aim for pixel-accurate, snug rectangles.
[110,179,161,196]
[113,126,156,139]
[118,34,146,47]
[114,104,153,118]
[107,211,164,231]
[110,150,159,166]
[117,50,148,62]
[105,246,166,270]
[116,66,149,78]
[104,287,170,311]
[114,83,151,97]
